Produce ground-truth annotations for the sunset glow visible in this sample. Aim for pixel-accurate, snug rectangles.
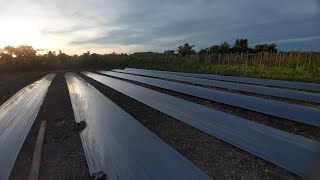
[0,21,47,49]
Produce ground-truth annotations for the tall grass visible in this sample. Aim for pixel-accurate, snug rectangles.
[1,51,319,83]
[130,52,320,69]
[207,52,320,69]
[127,52,320,83]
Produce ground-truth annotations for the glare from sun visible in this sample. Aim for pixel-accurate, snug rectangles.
[0,21,47,50]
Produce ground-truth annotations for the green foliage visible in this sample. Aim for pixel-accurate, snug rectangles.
[0,46,129,73]
[255,44,277,52]
[177,43,196,56]
[204,42,231,54]
[4,45,37,61]
[197,39,278,55]
[197,39,277,54]
[233,38,249,53]
[0,42,319,84]
[126,53,320,83]
[219,42,231,54]
[198,49,208,55]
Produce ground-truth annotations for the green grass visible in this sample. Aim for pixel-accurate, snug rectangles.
[127,57,320,83]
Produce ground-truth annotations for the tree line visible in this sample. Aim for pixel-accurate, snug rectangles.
[0,38,316,73]
[0,45,129,72]
[177,38,278,56]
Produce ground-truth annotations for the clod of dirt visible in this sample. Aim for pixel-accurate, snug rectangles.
[73,121,87,132]
[91,171,106,180]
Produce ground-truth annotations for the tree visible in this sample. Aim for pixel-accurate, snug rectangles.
[198,49,208,55]
[177,43,196,56]
[255,44,278,52]
[4,45,37,61]
[4,46,16,58]
[206,42,231,54]
[268,44,278,52]
[83,51,90,57]
[57,49,68,62]
[89,53,99,64]
[219,42,231,54]
[233,38,249,53]
[46,51,56,60]
[207,45,220,54]
[0,52,13,62]
[16,45,37,61]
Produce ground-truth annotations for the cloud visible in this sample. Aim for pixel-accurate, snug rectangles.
[70,0,320,52]
[71,29,149,45]
[1,0,320,53]
[261,35,320,44]
[40,23,99,36]
[70,28,195,53]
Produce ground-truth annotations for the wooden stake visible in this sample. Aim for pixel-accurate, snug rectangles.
[28,120,47,180]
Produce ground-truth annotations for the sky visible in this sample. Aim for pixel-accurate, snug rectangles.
[0,0,319,54]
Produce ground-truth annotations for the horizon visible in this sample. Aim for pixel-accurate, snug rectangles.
[0,0,319,54]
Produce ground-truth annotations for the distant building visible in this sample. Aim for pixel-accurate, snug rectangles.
[164,50,175,54]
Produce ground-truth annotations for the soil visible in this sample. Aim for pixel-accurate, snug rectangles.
[10,73,90,180]
[5,70,317,179]
[80,73,305,179]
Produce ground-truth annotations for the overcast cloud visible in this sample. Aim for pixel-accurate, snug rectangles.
[0,0,319,54]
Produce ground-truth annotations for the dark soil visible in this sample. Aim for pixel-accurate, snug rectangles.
[10,73,90,180]
[80,73,304,179]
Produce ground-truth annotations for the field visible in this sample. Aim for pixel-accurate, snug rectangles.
[127,52,320,83]
[2,0,319,178]
[1,51,320,83]
[0,53,320,179]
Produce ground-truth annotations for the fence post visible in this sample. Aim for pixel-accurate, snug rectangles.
[296,52,300,69]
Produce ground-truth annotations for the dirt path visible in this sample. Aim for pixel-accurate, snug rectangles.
[10,73,90,180]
